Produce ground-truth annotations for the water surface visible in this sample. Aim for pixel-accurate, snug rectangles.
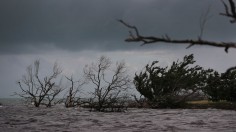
[0,103,235,132]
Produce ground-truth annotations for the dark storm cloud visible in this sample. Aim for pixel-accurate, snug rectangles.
[0,0,235,54]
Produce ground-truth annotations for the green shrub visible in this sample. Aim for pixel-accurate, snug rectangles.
[205,69,236,102]
[134,54,213,108]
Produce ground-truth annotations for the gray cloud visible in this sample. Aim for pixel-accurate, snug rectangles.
[0,0,131,54]
[0,0,235,54]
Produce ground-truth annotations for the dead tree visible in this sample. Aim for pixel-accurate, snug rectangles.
[119,0,236,73]
[83,56,131,112]
[45,84,63,107]
[64,76,85,108]
[16,60,63,107]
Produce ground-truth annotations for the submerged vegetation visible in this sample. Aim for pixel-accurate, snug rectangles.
[15,55,236,111]
[134,54,213,108]
[133,54,236,109]
[15,60,64,107]
[83,56,131,112]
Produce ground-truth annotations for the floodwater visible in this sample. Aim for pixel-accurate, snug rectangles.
[0,104,236,132]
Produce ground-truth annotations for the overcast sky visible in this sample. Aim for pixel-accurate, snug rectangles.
[1,0,236,98]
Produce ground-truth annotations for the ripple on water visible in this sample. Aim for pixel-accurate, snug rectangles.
[0,106,236,132]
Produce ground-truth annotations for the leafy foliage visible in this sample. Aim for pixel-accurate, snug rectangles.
[205,70,236,102]
[134,54,213,108]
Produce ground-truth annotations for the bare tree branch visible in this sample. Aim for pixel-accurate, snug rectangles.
[220,0,236,23]
[84,56,131,112]
[16,60,63,107]
[64,76,85,108]
[199,6,212,40]
[118,19,236,53]
[119,1,236,73]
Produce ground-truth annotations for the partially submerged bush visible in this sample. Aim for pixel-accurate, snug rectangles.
[16,60,64,107]
[64,76,85,108]
[205,69,236,102]
[134,54,213,108]
[84,56,131,112]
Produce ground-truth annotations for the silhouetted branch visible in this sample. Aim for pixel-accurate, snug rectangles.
[220,0,236,23]
[84,56,131,112]
[64,76,85,108]
[118,19,236,53]
[16,60,63,107]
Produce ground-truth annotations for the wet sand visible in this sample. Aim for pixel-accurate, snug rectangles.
[0,105,236,132]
